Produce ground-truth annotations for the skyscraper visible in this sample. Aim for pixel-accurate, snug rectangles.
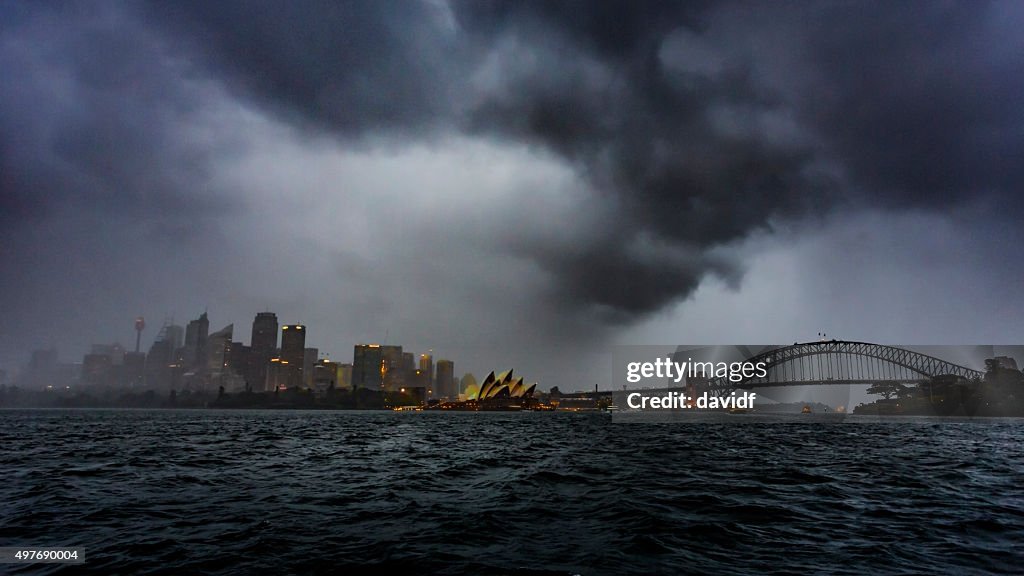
[436,359,454,400]
[251,312,278,353]
[353,344,383,390]
[247,312,278,389]
[280,325,306,389]
[419,353,434,393]
[303,347,318,388]
[164,324,184,350]
[145,322,183,391]
[81,353,112,388]
[337,363,353,390]
[381,345,404,391]
[183,312,209,371]
[28,348,58,388]
[206,323,234,386]
[123,352,145,388]
[230,342,249,387]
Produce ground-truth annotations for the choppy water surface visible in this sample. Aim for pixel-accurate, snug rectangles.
[2,409,1023,575]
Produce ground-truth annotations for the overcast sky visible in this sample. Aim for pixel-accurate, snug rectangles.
[2,1,1023,390]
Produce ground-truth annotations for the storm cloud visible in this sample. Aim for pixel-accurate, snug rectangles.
[2,1,1023,384]
[140,0,1024,314]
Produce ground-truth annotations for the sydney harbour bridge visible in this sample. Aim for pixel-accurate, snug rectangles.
[699,341,983,393]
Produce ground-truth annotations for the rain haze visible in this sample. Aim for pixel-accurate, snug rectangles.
[3,1,1023,391]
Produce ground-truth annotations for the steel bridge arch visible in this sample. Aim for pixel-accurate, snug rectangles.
[706,340,983,390]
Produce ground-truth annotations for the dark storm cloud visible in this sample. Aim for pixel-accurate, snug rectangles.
[137,1,1024,320]
[0,3,233,230]
[801,2,1024,206]
[4,0,1023,340]
[452,1,1023,315]
[142,1,461,137]
[133,0,820,317]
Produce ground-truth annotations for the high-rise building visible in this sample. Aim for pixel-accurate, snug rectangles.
[436,359,454,400]
[251,312,278,351]
[183,312,209,371]
[230,342,249,380]
[228,341,250,392]
[122,352,145,388]
[312,358,339,396]
[30,348,58,372]
[206,324,234,388]
[27,348,58,388]
[81,353,112,388]
[303,347,318,388]
[381,345,404,391]
[176,319,221,393]
[246,312,278,390]
[266,357,289,392]
[280,325,305,388]
[91,343,125,366]
[353,344,383,390]
[407,368,430,402]
[145,322,183,391]
[82,344,130,388]
[419,353,434,393]
[164,324,184,350]
[338,363,353,390]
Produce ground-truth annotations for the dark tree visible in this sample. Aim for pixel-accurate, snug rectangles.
[867,382,908,400]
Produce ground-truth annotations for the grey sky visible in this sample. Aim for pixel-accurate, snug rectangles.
[2,1,1022,390]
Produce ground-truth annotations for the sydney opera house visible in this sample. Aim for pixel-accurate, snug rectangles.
[446,369,542,410]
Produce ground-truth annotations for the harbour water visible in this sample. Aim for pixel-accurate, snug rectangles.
[2,409,1022,574]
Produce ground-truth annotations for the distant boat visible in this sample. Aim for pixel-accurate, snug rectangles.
[801,404,812,414]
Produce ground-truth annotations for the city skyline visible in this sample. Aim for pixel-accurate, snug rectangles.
[3,2,1024,390]
[10,307,471,394]
[4,4,1024,575]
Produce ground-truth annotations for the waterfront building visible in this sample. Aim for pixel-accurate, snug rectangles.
[266,357,289,392]
[27,348,58,388]
[353,344,383,390]
[280,325,306,389]
[182,313,209,371]
[419,353,434,393]
[145,322,183,391]
[123,352,145,388]
[247,312,278,389]
[206,324,236,391]
[475,370,536,400]
[436,359,454,400]
[81,353,112,388]
[381,345,405,391]
[313,358,339,396]
[303,347,318,388]
[337,363,353,390]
